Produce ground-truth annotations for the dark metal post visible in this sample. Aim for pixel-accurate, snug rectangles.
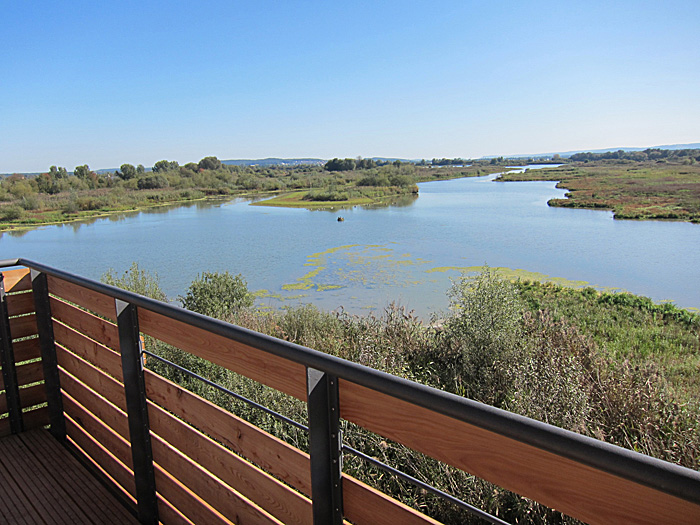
[307,367,343,525]
[31,269,65,440]
[116,299,158,525]
[0,273,23,433]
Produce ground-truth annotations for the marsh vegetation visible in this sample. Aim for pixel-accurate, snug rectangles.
[104,264,700,524]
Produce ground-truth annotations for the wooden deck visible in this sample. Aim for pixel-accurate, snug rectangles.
[0,429,138,524]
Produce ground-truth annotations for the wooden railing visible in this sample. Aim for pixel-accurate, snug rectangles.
[1,259,699,525]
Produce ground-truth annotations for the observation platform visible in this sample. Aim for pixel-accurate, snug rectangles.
[0,259,699,524]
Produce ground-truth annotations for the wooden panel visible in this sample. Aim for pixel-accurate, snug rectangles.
[19,383,47,410]
[2,268,31,293]
[12,337,41,363]
[22,405,49,430]
[15,360,44,387]
[149,400,312,525]
[51,297,120,350]
[342,475,441,525]
[66,415,136,499]
[9,313,37,339]
[62,392,132,469]
[0,418,11,438]
[151,433,283,525]
[154,464,233,525]
[139,309,307,401]
[157,495,196,525]
[56,345,126,412]
[47,275,116,320]
[6,291,34,317]
[339,380,700,525]
[60,368,129,440]
[145,370,312,495]
[54,319,123,381]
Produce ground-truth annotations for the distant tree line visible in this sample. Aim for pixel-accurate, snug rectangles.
[324,157,403,171]
[570,148,700,163]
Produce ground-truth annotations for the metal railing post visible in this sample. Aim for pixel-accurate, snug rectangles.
[307,367,343,525]
[116,299,159,525]
[0,272,23,434]
[31,269,65,440]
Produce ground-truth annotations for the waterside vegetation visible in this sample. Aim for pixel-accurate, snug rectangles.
[498,154,700,222]
[104,264,700,524]
[0,157,506,231]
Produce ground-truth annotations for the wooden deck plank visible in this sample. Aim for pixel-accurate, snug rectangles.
[0,429,138,524]
[20,429,136,525]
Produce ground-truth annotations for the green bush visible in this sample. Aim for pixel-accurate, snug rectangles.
[180,271,254,319]
[0,205,25,221]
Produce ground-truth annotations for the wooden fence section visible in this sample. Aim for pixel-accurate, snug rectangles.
[0,269,48,437]
[43,272,443,524]
[1,263,699,525]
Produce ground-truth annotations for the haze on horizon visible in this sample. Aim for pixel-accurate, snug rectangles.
[2,1,698,174]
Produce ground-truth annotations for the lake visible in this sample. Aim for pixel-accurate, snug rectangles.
[2,167,699,317]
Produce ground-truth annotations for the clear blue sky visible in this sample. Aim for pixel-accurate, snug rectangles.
[2,0,698,173]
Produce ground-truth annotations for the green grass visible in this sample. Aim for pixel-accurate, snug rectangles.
[497,160,700,222]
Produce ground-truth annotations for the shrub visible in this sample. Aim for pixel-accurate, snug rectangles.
[137,174,170,190]
[0,205,24,221]
[180,271,254,319]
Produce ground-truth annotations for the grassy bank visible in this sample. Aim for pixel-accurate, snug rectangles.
[0,161,509,231]
[105,264,700,524]
[497,160,700,222]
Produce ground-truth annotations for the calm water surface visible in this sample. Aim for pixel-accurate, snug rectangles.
[2,167,698,317]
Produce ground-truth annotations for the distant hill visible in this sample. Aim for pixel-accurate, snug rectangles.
[484,142,700,160]
[221,158,325,166]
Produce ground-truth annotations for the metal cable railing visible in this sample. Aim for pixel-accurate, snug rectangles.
[145,349,507,524]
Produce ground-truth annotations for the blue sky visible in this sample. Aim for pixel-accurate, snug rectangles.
[1,0,698,173]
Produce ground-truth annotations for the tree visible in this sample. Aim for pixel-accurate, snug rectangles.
[74,164,91,179]
[198,156,222,171]
[180,271,254,319]
[101,262,167,302]
[137,164,145,174]
[153,160,179,173]
[117,163,137,180]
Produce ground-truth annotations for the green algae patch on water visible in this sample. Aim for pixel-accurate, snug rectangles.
[426,265,598,290]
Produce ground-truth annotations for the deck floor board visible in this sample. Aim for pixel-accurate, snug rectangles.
[0,429,138,524]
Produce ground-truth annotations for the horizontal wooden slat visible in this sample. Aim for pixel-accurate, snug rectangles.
[15,360,44,387]
[0,381,44,417]
[0,418,10,438]
[47,275,116,320]
[66,415,136,500]
[51,297,120,351]
[60,368,129,440]
[149,400,312,525]
[56,345,126,412]
[2,268,31,293]
[0,385,46,419]
[157,492,197,525]
[339,380,700,525]
[152,432,283,525]
[22,405,49,430]
[6,291,34,317]
[12,337,41,363]
[54,319,123,381]
[9,314,37,339]
[63,391,132,470]
[139,309,307,400]
[342,475,442,525]
[155,464,233,525]
[144,370,312,495]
